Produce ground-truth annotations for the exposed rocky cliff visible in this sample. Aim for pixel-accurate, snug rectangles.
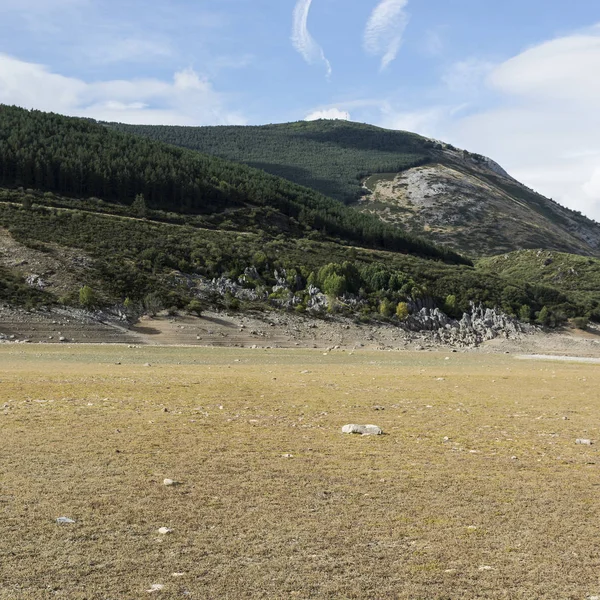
[360,146,600,258]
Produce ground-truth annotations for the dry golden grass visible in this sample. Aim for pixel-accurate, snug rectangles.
[1,345,600,599]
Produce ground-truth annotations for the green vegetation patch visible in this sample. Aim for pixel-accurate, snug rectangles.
[106,119,432,204]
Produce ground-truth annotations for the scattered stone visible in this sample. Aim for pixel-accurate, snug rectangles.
[511,456,518,460]
[372,405,385,411]
[144,363,151,367]
[478,565,494,571]
[56,516,76,524]
[158,527,173,535]
[341,424,383,436]
[163,478,178,486]
[577,439,593,445]
[282,453,293,458]
[59,336,66,342]
[172,573,185,578]
[147,584,164,593]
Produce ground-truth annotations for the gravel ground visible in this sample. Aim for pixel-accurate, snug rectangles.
[2,305,599,357]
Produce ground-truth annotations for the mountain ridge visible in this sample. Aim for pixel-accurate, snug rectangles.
[108,119,600,258]
[0,105,598,326]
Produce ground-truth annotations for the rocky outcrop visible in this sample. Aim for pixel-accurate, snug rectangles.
[402,303,530,347]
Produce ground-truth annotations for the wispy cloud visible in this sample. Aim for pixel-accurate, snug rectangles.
[305,107,350,121]
[291,0,331,78]
[364,0,410,70]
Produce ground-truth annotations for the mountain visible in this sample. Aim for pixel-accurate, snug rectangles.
[109,119,600,258]
[0,105,597,325]
[0,105,464,265]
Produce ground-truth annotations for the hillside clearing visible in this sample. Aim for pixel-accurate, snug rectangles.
[1,346,600,599]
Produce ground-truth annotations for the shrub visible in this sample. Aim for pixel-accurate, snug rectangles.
[143,292,163,317]
[519,304,531,323]
[572,316,588,330]
[536,306,551,326]
[79,285,97,308]
[379,298,395,318]
[396,302,409,320]
[323,273,347,298]
[131,194,148,218]
[187,299,203,316]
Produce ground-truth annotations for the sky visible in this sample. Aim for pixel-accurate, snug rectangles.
[0,0,599,221]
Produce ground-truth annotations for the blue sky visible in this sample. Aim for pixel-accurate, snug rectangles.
[1,0,599,220]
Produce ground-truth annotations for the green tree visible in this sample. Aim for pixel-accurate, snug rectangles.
[79,285,97,308]
[143,292,163,316]
[322,273,347,298]
[444,294,457,316]
[379,298,395,318]
[536,306,551,326]
[187,299,203,316]
[131,194,148,218]
[519,304,531,323]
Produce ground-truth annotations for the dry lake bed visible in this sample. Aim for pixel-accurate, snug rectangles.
[1,344,599,599]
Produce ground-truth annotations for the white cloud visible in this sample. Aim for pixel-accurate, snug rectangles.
[442,58,494,94]
[490,34,600,105]
[364,0,410,70]
[583,167,600,196]
[0,54,246,126]
[445,30,600,221]
[305,108,350,121]
[379,105,448,138]
[291,0,331,78]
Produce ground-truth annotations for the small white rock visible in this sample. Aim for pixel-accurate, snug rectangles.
[478,565,494,571]
[172,573,185,578]
[576,439,593,445]
[147,583,164,593]
[342,424,383,436]
[158,527,173,535]
[56,516,76,524]
[163,479,176,486]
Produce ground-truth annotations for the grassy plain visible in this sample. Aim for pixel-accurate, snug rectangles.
[1,345,600,599]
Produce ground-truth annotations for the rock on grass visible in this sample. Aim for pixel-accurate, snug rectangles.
[342,424,383,436]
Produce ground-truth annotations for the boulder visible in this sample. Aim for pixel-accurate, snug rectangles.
[342,424,383,436]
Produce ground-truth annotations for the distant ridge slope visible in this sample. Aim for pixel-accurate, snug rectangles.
[110,119,600,258]
[0,105,466,264]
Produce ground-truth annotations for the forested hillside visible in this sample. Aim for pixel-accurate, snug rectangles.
[111,119,600,258]
[0,105,597,325]
[107,119,432,203]
[1,187,595,325]
[0,105,465,264]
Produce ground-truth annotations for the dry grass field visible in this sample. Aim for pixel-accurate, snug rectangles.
[1,345,600,599]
